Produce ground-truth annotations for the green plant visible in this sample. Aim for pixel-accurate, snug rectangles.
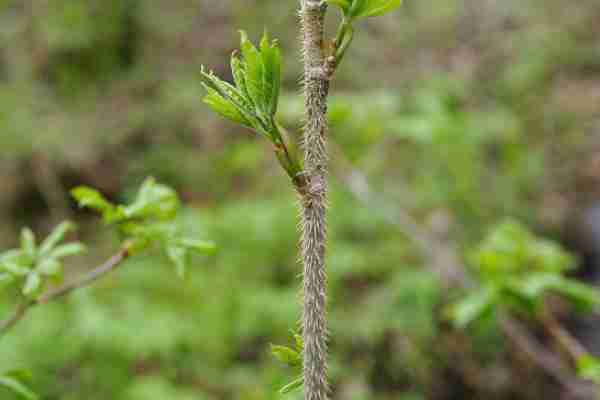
[0,178,214,398]
[451,219,599,328]
[200,1,403,398]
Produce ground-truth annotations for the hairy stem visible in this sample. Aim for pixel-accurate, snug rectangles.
[0,248,129,337]
[299,1,330,399]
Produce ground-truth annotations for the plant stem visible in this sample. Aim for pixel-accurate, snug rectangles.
[299,1,331,399]
[0,248,129,337]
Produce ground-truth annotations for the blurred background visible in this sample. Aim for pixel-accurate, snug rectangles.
[1,0,600,399]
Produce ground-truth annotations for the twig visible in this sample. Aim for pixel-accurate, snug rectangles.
[0,248,129,337]
[299,1,332,399]
[541,301,588,364]
[499,314,596,399]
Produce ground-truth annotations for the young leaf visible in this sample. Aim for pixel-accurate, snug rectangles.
[577,355,600,384]
[271,344,302,367]
[450,287,496,328]
[39,221,76,256]
[239,30,267,115]
[166,245,187,278]
[49,242,86,259]
[177,238,217,254]
[327,0,352,13]
[122,177,180,220]
[71,187,115,214]
[203,86,252,127]
[280,375,303,395]
[0,374,38,400]
[259,31,282,116]
[37,258,62,277]
[20,229,36,260]
[22,272,41,297]
[357,0,402,18]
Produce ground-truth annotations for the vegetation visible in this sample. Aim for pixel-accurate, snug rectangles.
[1,0,600,399]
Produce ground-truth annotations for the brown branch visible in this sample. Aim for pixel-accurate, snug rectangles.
[541,301,588,364]
[499,314,596,399]
[0,248,129,337]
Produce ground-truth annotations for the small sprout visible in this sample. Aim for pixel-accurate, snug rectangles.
[201,31,282,141]
[201,31,303,182]
[0,221,85,298]
[271,331,305,394]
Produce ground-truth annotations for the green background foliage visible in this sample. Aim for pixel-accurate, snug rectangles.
[0,0,599,399]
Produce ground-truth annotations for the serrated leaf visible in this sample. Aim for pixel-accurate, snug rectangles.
[22,272,41,297]
[49,242,86,259]
[0,374,38,400]
[259,31,281,116]
[450,287,496,328]
[20,229,36,259]
[231,54,251,105]
[39,221,76,256]
[280,375,303,395]
[166,245,187,278]
[240,31,268,117]
[271,344,302,367]
[202,85,252,127]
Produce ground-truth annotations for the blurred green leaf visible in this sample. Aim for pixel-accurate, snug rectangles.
[122,177,179,220]
[39,221,76,256]
[20,229,36,260]
[71,187,116,215]
[271,344,302,367]
[37,258,62,278]
[280,375,303,395]
[166,245,187,278]
[49,242,87,259]
[577,355,600,384]
[0,373,38,400]
[330,0,402,19]
[450,287,496,328]
[22,272,42,297]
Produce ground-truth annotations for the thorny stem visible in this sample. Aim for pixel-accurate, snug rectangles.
[299,1,331,399]
[0,248,129,337]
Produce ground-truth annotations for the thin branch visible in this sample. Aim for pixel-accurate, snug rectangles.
[299,1,332,399]
[499,314,596,399]
[541,301,588,364]
[0,248,129,337]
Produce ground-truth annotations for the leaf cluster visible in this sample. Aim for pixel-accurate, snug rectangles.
[0,222,85,298]
[451,219,600,327]
[71,177,216,277]
[201,31,302,180]
[271,332,304,394]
